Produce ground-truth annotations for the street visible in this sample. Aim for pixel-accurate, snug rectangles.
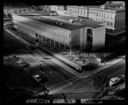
[4,27,125,98]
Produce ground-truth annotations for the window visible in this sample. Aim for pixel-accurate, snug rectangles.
[39,35,42,39]
[107,22,109,25]
[87,29,93,35]
[96,12,98,16]
[110,22,113,26]
[35,33,39,38]
[102,13,103,17]
[87,36,92,42]
[18,10,20,13]
[14,10,17,14]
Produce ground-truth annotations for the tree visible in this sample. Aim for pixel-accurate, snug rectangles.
[93,74,109,97]
[39,65,49,96]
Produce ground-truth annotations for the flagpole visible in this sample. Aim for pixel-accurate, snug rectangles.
[69,34,72,54]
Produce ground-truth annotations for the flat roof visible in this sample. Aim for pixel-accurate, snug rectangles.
[39,15,103,28]
[18,15,103,30]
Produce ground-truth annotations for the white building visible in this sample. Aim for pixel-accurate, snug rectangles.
[12,14,106,51]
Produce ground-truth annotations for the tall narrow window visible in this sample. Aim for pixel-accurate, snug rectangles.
[87,29,93,36]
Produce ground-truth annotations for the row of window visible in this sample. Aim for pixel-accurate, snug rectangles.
[40,25,69,37]
[17,21,70,43]
[5,8,32,14]
[68,8,87,16]
[89,17,114,26]
[89,11,114,19]
[106,21,114,26]
[20,19,70,38]
[115,14,125,27]
[36,33,70,45]
[115,20,125,27]
[67,7,116,20]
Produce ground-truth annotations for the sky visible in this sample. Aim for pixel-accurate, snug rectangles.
[3,0,106,5]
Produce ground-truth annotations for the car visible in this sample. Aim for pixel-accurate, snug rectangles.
[17,59,30,68]
[33,74,42,82]
[109,77,120,88]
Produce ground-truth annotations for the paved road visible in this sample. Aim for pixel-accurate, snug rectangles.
[4,29,78,91]
[4,28,97,96]
[87,60,125,81]
[50,60,125,95]
[4,27,125,98]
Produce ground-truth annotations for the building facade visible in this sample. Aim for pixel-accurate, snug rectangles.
[50,5,67,16]
[50,3,125,35]
[88,6,125,35]
[12,15,106,51]
[4,6,33,15]
[67,6,88,18]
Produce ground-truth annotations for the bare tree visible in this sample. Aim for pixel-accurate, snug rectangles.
[93,74,109,97]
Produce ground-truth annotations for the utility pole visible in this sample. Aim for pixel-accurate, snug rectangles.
[61,93,68,103]
[39,65,49,102]
[69,34,72,54]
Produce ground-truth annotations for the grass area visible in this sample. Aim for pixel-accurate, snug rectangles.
[3,62,41,91]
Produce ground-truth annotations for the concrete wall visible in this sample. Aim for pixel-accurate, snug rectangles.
[79,27,88,49]
[92,27,106,50]
[70,28,81,48]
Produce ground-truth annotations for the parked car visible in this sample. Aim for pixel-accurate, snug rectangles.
[33,74,42,82]
[17,59,30,68]
[109,77,120,88]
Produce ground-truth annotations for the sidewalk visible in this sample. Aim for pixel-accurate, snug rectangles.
[39,44,82,70]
